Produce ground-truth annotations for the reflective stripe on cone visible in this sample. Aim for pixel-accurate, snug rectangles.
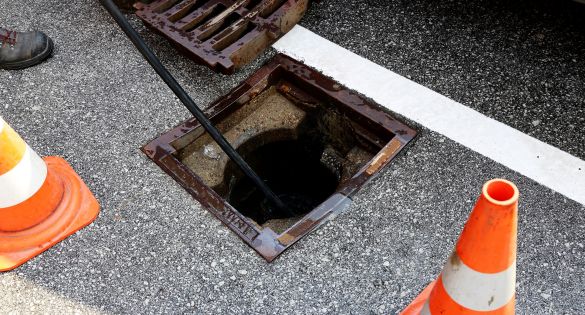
[401,179,519,315]
[0,116,100,271]
[0,117,64,231]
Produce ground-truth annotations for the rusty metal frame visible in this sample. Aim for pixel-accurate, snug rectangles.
[142,54,417,261]
[135,0,309,74]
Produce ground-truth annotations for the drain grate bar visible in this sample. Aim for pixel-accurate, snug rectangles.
[135,0,309,74]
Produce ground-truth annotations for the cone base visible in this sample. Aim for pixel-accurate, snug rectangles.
[0,157,99,272]
[400,281,436,315]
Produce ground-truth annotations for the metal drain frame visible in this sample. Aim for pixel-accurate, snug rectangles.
[135,0,309,74]
[142,54,417,261]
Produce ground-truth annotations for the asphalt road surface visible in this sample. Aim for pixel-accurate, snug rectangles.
[1,0,583,314]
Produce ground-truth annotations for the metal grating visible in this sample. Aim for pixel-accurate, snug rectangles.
[135,0,309,74]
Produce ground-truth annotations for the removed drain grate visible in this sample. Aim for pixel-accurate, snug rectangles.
[143,54,417,261]
[134,0,309,74]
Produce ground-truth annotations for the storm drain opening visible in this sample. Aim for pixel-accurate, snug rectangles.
[143,54,417,261]
[134,0,310,74]
[227,139,340,234]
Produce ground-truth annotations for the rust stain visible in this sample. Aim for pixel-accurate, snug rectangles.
[450,252,461,270]
[277,233,296,245]
[365,139,402,175]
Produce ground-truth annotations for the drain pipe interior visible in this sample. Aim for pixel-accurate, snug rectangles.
[99,0,291,216]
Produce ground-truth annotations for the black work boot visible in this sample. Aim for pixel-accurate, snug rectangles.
[0,28,54,70]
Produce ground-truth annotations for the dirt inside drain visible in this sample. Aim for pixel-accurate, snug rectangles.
[177,87,374,233]
[142,54,416,261]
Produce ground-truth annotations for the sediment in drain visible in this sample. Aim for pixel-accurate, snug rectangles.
[177,86,376,233]
[179,87,306,189]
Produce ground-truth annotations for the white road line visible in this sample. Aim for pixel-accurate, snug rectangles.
[273,26,585,206]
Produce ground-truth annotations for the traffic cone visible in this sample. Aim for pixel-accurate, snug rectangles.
[401,178,519,315]
[0,117,99,271]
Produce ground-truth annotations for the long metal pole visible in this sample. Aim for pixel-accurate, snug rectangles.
[99,0,290,215]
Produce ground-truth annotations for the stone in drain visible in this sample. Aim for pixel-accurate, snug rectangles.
[203,144,221,160]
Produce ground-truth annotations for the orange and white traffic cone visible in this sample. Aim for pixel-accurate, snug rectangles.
[401,178,519,315]
[0,116,99,271]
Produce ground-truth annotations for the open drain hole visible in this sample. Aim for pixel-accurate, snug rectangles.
[175,84,379,235]
[143,54,417,261]
[226,140,340,231]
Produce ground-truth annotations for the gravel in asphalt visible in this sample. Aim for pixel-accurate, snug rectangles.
[0,0,584,314]
[302,0,585,160]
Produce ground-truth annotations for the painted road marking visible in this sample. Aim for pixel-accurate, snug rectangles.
[274,26,585,206]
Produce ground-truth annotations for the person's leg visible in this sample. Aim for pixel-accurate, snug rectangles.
[0,28,54,70]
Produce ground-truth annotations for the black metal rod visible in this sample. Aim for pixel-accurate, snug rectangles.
[99,0,290,215]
